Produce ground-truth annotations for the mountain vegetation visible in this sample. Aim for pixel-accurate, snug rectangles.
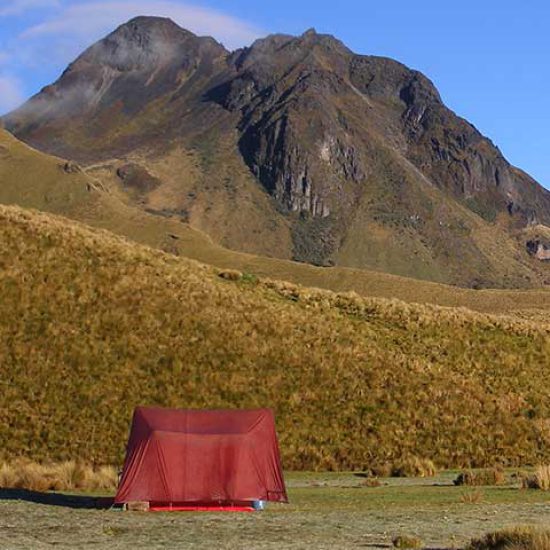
[1,204,549,470]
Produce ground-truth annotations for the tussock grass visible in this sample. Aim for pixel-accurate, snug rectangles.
[390,457,437,478]
[392,535,423,549]
[460,488,484,504]
[360,478,382,487]
[1,205,550,469]
[217,269,243,281]
[467,526,550,550]
[522,465,550,490]
[365,457,437,478]
[454,468,506,486]
[0,459,117,491]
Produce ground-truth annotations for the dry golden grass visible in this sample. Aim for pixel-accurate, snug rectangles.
[217,269,244,281]
[390,457,437,478]
[392,535,423,549]
[0,463,18,488]
[467,526,550,550]
[522,465,550,491]
[0,459,117,492]
[360,477,383,487]
[1,204,550,469]
[460,488,484,504]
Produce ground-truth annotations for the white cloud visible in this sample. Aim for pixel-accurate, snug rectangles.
[0,75,25,113]
[0,0,60,17]
[21,1,263,50]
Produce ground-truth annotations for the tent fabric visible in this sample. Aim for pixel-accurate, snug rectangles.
[115,407,288,506]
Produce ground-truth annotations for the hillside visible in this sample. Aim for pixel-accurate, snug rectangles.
[1,204,550,469]
[2,127,550,321]
[4,16,550,288]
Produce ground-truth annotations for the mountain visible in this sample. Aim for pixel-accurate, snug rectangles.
[1,203,549,469]
[4,16,550,288]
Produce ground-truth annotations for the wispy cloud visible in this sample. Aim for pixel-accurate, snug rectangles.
[0,1,263,110]
[0,0,60,17]
[0,75,25,113]
[21,1,263,50]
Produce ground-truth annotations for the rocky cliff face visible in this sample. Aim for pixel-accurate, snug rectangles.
[4,17,550,287]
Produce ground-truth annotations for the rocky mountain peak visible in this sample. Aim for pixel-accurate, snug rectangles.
[122,15,184,32]
[75,16,225,73]
[302,27,317,37]
[298,27,350,53]
[5,16,228,137]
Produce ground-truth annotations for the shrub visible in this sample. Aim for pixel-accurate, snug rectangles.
[467,526,550,550]
[391,457,437,478]
[392,534,423,549]
[240,273,258,284]
[522,465,550,490]
[454,468,506,487]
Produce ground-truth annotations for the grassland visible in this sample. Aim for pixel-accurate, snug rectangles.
[1,128,550,322]
[1,472,550,549]
[1,204,550,470]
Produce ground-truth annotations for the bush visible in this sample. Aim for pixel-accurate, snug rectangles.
[392,535,423,549]
[522,465,550,490]
[467,526,550,550]
[454,468,506,487]
[240,273,258,284]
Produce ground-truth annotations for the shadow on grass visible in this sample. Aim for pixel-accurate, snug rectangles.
[0,488,114,509]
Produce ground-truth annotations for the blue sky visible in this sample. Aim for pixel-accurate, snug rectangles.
[0,1,549,189]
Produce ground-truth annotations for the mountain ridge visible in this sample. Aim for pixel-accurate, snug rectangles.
[4,16,550,288]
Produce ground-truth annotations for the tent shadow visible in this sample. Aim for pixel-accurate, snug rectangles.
[0,487,114,509]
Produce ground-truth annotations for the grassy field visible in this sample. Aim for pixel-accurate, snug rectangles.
[1,472,550,549]
[1,204,550,470]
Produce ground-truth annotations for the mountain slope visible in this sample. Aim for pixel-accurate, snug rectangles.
[5,17,550,288]
[1,204,550,469]
[2,127,550,320]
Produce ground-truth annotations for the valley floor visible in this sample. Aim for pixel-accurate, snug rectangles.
[1,472,550,549]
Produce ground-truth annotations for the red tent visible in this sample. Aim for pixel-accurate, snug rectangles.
[115,407,288,510]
